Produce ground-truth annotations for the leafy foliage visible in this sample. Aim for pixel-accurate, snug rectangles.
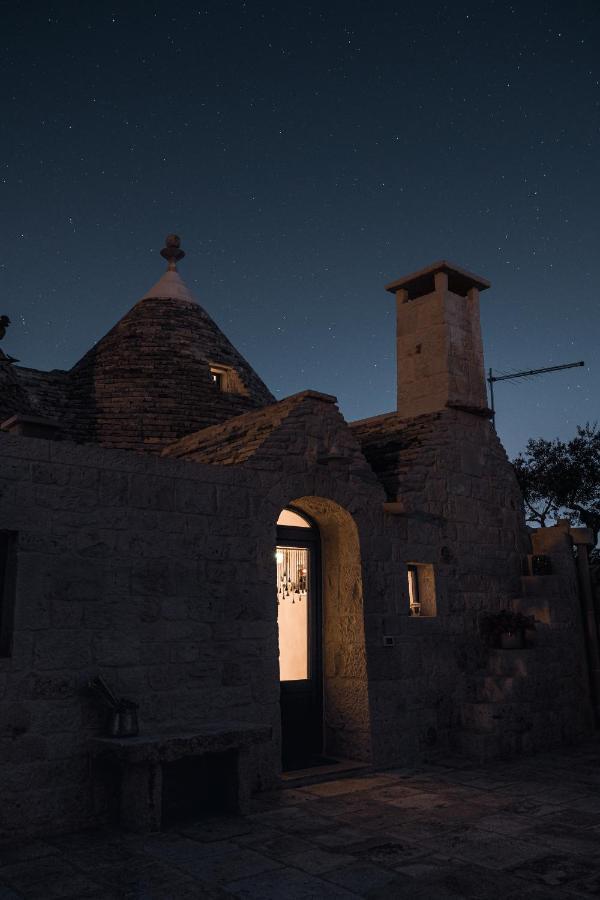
[512,423,600,545]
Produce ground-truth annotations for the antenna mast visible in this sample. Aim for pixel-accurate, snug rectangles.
[488,360,585,422]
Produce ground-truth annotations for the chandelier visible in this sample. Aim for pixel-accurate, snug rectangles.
[276,547,308,604]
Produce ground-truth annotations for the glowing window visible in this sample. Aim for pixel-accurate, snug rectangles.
[407,565,420,615]
[407,563,436,617]
[210,366,226,390]
[276,509,311,528]
[276,545,309,680]
[209,363,248,396]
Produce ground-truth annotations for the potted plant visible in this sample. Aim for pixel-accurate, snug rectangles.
[480,610,536,650]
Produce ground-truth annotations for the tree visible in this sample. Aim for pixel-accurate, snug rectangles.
[513,423,600,546]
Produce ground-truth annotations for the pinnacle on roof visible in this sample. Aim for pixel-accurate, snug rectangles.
[141,234,196,304]
[160,234,185,271]
[66,232,275,450]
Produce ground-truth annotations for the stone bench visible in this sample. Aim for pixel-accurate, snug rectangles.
[90,721,272,832]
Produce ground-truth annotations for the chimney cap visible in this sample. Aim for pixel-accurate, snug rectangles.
[385,260,490,300]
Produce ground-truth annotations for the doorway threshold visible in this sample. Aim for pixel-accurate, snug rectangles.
[281,757,371,789]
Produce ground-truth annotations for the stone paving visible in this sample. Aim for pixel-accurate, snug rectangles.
[3,738,600,899]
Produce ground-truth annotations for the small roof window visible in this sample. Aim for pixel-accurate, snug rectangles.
[210,366,225,389]
[209,363,248,396]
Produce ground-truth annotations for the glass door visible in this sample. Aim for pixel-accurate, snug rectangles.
[277,546,309,680]
[276,510,322,770]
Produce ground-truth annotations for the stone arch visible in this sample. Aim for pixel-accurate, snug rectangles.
[286,495,372,762]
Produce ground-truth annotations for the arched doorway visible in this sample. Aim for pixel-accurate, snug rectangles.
[276,499,371,770]
[276,507,322,770]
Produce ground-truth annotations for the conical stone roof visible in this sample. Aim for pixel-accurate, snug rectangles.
[66,237,274,451]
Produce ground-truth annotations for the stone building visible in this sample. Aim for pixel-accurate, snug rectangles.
[0,238,596,839]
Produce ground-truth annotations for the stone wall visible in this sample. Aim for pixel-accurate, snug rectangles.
[0,397,594,839]
[0,403,393,839]
[394,285,488,418]
[0,434,284,838]
[351,407,592,763]
[65,296,274,451]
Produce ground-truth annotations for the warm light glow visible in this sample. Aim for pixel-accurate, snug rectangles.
[277,545,309,680]
[277,509,311,527]
[210,366,226,390]
[408,566,420,615]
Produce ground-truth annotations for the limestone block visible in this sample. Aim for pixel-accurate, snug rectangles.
[30,700,82,734]
[130,560,176,597]
[144,666,186,694]
[0,734,47,764]
[50,599,84,629]
[0,460,32,481]
[138,642,170,666]
[0,701,31,737]
[49,558,106,604]
[99,469,129,506]
[0,434,51,460]
[174,481,217,515]
[92,634,139,667]
[34,484,98,513]
[33,632,92,670]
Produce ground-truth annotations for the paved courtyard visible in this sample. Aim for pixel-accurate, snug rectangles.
[3,738,600,899]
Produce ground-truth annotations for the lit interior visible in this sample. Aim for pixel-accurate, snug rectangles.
[210,366,226,390]
[277,509,311,527]
[408,566,420,615]
[277,546,309,680]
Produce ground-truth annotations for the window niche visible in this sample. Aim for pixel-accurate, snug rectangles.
[407,563,436,617]
[0,531,17,657]
[209,364,248,396]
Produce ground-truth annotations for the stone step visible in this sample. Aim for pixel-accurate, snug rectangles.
[454,729,517,763]
[461,700,527,733]
[469,675,524,704]
[456,714,566,763]
[485,648,539,677]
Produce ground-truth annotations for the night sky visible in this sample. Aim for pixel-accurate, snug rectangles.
[2,1,598,458]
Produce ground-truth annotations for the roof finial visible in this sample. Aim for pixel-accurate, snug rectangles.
[160,234,185,271]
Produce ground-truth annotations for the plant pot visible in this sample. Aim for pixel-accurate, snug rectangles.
[500,629,524,650]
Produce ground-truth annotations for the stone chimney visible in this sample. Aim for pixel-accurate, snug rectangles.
[385,260,491,418]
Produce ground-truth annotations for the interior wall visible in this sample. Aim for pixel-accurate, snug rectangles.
[291,496,372,762]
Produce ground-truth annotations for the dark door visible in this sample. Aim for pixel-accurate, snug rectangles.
[276,511,322,771]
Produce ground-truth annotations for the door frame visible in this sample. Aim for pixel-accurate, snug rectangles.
[277,507,323,769]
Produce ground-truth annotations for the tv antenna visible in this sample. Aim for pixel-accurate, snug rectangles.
[488,360,585,421]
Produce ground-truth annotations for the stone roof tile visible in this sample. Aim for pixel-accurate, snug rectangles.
[350,410,443,499]
[162,390,334,464]
[63,272,275,451]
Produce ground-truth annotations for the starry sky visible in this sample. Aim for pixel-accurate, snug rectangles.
[2,1,598,458]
